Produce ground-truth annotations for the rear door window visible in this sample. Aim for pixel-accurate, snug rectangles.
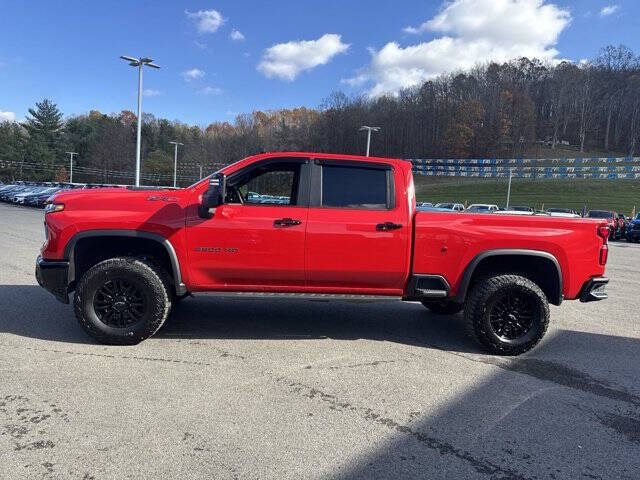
[321,165,390,209]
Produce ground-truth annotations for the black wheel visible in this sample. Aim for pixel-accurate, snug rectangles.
[74,257,171,345]
[421,300,464,315]
[464,274,549,355]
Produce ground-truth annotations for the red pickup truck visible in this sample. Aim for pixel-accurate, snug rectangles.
[36,152,610,355]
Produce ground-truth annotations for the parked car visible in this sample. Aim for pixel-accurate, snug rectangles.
[509,206,534,212]
[36,152,609,356]
[465,204,499,213]
[626,213,640,243]
[23,187,63,207]
[586,210,624,240]
[416,205,453,212]
[13,186,58,204]
[546,208,581,218]
[435,202,465,211]
[417,202,433,208]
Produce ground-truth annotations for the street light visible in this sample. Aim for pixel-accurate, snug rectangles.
[169,141,184,188]
[119,55,160,186]
[506,169,513,209]
[359,126,380,156]
[65,152,78,183]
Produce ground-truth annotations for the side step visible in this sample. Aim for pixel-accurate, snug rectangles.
[194,292,402,302]
[415,288,448,299]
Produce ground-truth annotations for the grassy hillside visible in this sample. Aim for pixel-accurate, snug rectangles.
[414,176,640,215]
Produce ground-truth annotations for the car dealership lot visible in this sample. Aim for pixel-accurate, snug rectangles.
[1,202,639,480]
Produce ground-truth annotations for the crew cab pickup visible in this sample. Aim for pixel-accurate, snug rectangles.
[36,152,610,355]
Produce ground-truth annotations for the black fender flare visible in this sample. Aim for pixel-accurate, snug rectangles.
[64,229,187,296]
[452,249,563,305]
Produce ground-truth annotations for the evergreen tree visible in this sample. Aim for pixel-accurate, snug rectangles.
[23,99,65,176]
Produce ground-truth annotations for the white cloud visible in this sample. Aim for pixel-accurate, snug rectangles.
[599,5,619,16]
[199,86,223,96]
[0,110,16,122]
[181,68,205,81]
[353,0,570,96]
[257,33,350,81]
[185,9,225,33]
[230,29,245,41]
[142,89,162,97]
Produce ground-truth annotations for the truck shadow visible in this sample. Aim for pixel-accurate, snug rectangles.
[323,328,640,480]
[0,285,478,353]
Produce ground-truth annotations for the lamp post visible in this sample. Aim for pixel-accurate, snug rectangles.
[65,152,78,183]
[119,55,160,186]
[506,169,513,209]
[359,126,380,156]
[169,141,184,188]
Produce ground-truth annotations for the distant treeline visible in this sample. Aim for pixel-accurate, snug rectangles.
[2,44,640,185]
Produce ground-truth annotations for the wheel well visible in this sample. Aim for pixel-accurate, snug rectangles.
[466,254,562,305]
[70,236,175,292]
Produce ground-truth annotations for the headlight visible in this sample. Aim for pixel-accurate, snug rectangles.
[44,203,65,214]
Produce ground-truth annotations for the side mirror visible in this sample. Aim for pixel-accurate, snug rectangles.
[198,173,226,219]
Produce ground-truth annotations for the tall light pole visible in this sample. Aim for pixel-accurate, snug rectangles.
[359,126,380,156]
[506,169,513,209]
[65,152,78,183]
[119,55,160,186]
[169,141,184,188]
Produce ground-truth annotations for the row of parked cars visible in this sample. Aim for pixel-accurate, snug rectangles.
[0,181,120,208]
[417,202,580,216]
[417,202,640,242]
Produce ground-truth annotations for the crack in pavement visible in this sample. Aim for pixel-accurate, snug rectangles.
[0,342,244,367]
[276,377,532,480]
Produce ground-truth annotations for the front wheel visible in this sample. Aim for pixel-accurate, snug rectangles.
[464,274,549,355]
[421,300,464,315]
[73,257,171,345]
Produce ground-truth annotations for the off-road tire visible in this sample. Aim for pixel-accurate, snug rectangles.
[421,300,464,315]
[464,274,549,356]
[74,257,171,345]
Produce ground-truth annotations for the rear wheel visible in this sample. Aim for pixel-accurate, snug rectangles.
[464,274,549,355]
[74,257,171,345]
[421,300,464,315]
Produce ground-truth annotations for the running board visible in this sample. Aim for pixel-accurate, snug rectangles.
[194,292,402,302]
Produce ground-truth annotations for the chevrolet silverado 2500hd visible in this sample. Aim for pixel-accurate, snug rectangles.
[36,152,610,355]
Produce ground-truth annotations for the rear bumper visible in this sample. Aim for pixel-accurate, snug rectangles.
[579,277,609,302]
[35,255,70,304]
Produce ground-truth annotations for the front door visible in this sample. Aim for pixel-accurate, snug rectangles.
[187,158,310,290]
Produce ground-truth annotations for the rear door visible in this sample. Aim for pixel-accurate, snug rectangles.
[304,159,410,294]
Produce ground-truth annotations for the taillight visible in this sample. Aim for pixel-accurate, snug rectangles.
[597,225,610,243]
[599,245,608,265]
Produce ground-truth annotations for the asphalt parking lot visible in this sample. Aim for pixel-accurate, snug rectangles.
[1,202,639,480]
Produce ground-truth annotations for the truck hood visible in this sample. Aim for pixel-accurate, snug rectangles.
[50,187,190,235]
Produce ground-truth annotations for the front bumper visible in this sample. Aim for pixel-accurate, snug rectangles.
[579,277,609,302]
[35,255,70,304]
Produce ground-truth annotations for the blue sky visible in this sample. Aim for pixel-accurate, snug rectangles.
[0,0,638,125]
